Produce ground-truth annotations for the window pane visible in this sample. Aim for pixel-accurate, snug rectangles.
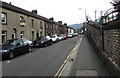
[20,16,25,26]
[1,13,6,24]
[20,31,24,38]
[12,33,16,39]
[32,31,34,41]
[32,19,34,27]
[2,31,7,43]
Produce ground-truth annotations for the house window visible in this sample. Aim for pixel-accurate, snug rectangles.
[20,16,24,20]
[20,31,24,38]
[2,31,7,43]
[40,32,42,36]
[51,25,53,30]
[40,22,43,29]
[55,25,57,30]
[1,12,7,24]
[32,19,34,27]
[20,16,25,26]
[36,30,39,39]
[32,31,34,41]
[12,33,16,39]
[46,24,48,29]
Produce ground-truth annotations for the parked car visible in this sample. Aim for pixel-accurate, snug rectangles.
[22,38,33,47]
[59,34,65,40]
[57,34,63,41]
[67,34,73,38]
[63,34,68,39]
[33,36,52,47]
[0,38,32,59]
[51,35,59,42]
[73,33,79,36]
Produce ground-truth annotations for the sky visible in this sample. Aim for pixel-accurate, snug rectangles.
[2,0,113,25]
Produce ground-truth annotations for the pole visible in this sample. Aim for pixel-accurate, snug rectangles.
[85,9,87,21]
[95,9,97,20]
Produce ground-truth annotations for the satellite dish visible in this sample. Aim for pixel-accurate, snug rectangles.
[113,0,120,2]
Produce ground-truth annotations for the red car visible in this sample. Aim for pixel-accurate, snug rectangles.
[63,34,68,39]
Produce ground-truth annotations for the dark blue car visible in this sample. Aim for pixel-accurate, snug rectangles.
[0,38,32,59]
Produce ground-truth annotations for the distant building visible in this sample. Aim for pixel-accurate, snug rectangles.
[66,27,75,34]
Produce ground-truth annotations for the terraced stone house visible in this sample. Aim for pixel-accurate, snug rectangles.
[0,1,67,44]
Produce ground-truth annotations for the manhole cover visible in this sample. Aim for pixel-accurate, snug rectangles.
[76,69,98,76]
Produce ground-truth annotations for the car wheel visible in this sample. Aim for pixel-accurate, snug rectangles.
[50,41,53,45]
[28,47,32,52]
[44,43,47,47]
[9,51,14,59]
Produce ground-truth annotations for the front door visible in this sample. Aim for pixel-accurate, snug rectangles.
[36,33,39,39]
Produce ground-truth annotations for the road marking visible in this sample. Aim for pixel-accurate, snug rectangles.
[58,60,69,77]
[76,39,80,44]
[54,37,83,78]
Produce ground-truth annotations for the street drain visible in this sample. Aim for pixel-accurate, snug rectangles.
[76,69,98,76]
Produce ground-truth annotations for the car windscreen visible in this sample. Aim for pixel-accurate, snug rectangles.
[38,37,46,42]
[3,40,17,46]
[51,36,55,38]
[58,35,61,37]
[35,37,42,42]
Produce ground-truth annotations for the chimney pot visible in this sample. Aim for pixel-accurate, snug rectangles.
[49,17,54,20]
[32,10,38,14]
[58,21,62,24]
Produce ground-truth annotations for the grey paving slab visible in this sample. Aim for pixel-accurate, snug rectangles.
[70,36,111,76]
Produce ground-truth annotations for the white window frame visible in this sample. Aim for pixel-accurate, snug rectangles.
[20,31,24,38]
[20,16,25,26]
[20,16,24,20]
[1,12,7,24]
[2,31,7,43]
[31,19,34,27]
[12,33,16,39]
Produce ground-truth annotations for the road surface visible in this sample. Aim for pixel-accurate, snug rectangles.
[2,36,81,76]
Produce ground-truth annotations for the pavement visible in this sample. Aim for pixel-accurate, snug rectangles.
[69,35,111,76]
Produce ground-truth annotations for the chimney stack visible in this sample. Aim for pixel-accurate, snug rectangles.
[49,17,54,21]
[32,10,38,14]
[9,2,12,5]
[64,23,67,26]
[58,21,62,24]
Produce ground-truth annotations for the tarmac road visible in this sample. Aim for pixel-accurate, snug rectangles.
[2,36,81,76]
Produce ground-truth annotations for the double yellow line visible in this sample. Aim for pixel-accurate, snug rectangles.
[54,37,82,78]
[54,48,74,78]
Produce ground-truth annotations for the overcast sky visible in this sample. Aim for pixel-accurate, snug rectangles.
[2,0,113,25]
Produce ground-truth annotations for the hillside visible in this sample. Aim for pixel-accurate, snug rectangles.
[68,23,83,29]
